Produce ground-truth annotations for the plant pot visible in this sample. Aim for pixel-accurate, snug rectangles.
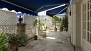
[9,41,19,51]
[34,35,37,40]
[54,27,57,31]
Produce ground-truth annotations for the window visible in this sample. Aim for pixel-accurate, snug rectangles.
[90,10,91,20]
[90,0,91,43]
[88,1,89,10]
[90,33,91,43]
[83,13,86,21]
[83,3,86,40]
[83,31,86,39]
[82,1,91,43]
[83,22,86,30]
[90,22,91,32]
[87,22,89,31]
[90,0,91,9]
[88,11,89,20]
[87,32,89,41]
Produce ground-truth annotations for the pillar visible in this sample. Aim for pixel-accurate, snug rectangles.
[17,23,26,34]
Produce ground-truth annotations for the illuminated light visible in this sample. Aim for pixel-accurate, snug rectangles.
[17,11,24,18]
[47,37,55,39]
[17,16,19,18]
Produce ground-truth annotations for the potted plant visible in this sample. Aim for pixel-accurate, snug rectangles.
[33,19,38,40]
[53,16,60,31]
[60,25,63,32]
[7,33,28,51]
[60,17,68,31]
[33,19,38,27]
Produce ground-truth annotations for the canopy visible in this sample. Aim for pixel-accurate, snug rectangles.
[1,0,70,15]
[0,0,37,15]
[46,4,67,16]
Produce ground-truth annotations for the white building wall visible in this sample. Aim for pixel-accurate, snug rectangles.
[40,16,52,29]
[69,0,82,46]
[68,4,76,45]
[24,14,37,35]
[68,0,91,51]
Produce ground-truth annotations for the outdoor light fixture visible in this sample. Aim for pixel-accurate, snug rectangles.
[17,11,23,17]
[17,11,24,23]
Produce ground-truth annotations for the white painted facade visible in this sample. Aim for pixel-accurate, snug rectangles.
[68,0,91,51]
[40,16,52,29]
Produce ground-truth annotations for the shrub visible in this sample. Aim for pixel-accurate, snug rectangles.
[60,17,68,31]
[7,33,28,47]
[33,19,38,27]
[60,25,63,31]
[0,33,11,51]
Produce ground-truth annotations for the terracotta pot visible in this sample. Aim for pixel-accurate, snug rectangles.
[34,35,37,40]
[9,41,19,51]
[54,27,57,31]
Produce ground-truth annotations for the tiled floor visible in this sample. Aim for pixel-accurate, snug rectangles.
[19,31,74,51]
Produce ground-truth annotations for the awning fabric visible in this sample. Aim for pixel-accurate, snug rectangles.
[46,4,67,16]
[0,0,70,15]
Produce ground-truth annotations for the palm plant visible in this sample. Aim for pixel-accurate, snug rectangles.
[53,16,60,31]
[33,19,38,37]
[33,19,38,27]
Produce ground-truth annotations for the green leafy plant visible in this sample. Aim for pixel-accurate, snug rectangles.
[60,25,63,31]
[33,19,38,27]
[60,16,68,31]
[7,33,28,51]
[17,34,28,46]
[0,33,11,51]
[8,33,28,47]
[46,26,49,29]
[38,18,44,31]
[53,16,60,28]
